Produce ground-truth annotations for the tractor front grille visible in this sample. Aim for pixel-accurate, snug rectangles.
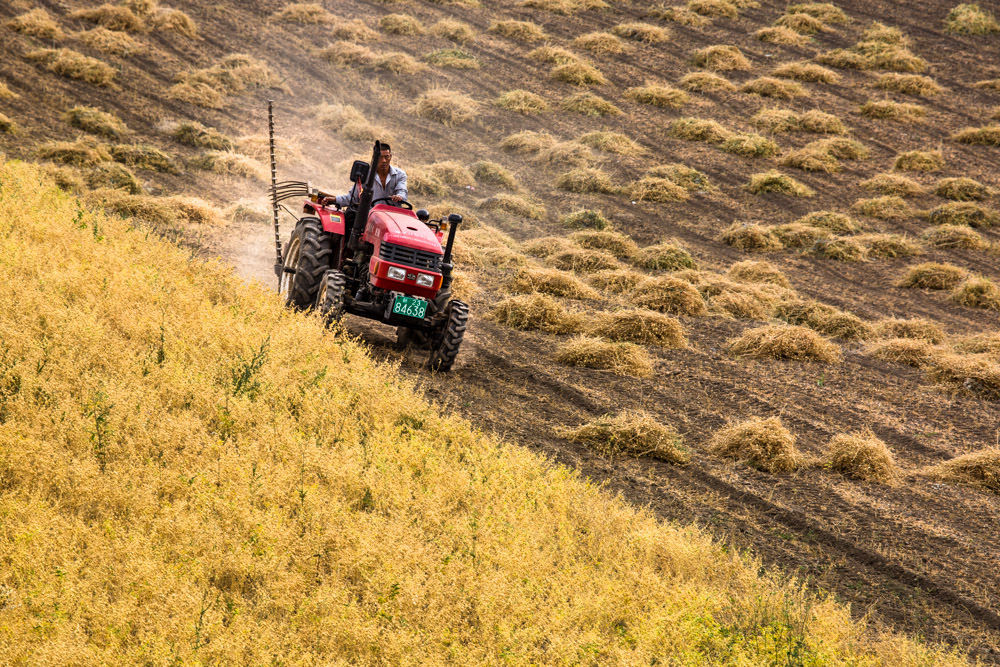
[379,242,442,272]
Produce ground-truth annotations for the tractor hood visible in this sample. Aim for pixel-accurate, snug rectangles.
[364,204,443,254]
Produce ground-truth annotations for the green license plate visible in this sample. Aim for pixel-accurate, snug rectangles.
[391,295,428,319]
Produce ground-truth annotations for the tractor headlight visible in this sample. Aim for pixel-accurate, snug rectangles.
[387,266,406,281]
[415,273,434,288]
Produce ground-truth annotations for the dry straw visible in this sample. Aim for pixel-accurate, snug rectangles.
[633,277,708,316]
[874,317,945,343]
[866,337,936,367]
[923,448,1000,491]
[590,310,687,347]
[898,262,968,290]
[720,223,783,252]
[728,324,842,363]
[709,416,801,472]
[27,49,116,86]
[505,267,598,299]
[825,431,898,482]
[555,336,655,376]
[6,8,65,39]
[679,72,736,92]
[564,411,689,462]
[490,293,583,333]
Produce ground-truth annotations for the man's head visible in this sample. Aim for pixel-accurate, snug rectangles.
[377,143,392,171]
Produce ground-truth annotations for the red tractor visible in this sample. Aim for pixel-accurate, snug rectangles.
[272,141,468,371]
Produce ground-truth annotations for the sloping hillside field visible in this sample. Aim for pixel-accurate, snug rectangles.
[0,160,964,664]
[2,0,1000,661]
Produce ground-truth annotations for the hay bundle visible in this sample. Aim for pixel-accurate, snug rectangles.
[645,164,712,191]
[111,144,179,174]
[874,317,945,343]
[928,353,1000,400]
[574,31,630,55]
[691,44,751,70]
[570,230,637,258]
[556,168,616,194]
[27,49,116,86]
[555,336,654,376]
[860,173,924,197]
[897,262,968,290]
[36,138,111,167]
[865,337,936,367]
[951,277,1000,310]
[857,233,922,258]
[679,72,736,92]
[632,277,708,316]
[500,130,556,154]
[894,150,944,172]
[476,194,545,220]
[772,62,840,85]
[494,90,550,114]
[726,260,790,287]
[795,211,859,234]
[924,448,1000,491]
[921,225,987,250]
[852,196,909,219]
[627,177,689,203]
[552,61,607,86]
[708,416,801,472]
[825,431,898,482]
[774,299,872,340]
[728,324,842,362]
[745,171,815,196]
[563,411,688,463]
[934,177,989,201]
[64,108,128,143]
[772,223,831,247]
[630,242,697,271]
[548,248,620,273]
[561,92,622,116]
[489,20,547,42]
[740,77,805,99]
[490,294,582,333]
[6,8,65,39]
[521,237,576,258]
[560,209,609,229]
[587,269,647,293]
[414,89,477,125]
[625,84,688,108]
[590,309,687,347]
[505,267,599,299]
[720,222,783,252]
[952,125,1000,146]
[69,5,143,32]
[927,202,999,228]
[170,121,235,151]
[669,117,732,143]
[756,26,810,45]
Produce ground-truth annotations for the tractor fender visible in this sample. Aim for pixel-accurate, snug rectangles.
[303,204,346,236]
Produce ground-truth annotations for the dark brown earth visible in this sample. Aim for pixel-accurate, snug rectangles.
[2,0,1000,660]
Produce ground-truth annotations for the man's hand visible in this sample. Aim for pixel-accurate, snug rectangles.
[391,195,403,202]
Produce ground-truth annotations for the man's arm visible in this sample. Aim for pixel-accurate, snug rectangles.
[335,183,358,208]
[391,169,407,202]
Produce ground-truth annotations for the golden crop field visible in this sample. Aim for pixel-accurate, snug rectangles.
[1,0,1000,660]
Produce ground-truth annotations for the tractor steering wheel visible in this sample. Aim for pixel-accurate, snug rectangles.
[371,197,413,210]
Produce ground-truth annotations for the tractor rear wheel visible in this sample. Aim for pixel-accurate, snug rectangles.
[279,217,334,309]
[428,300,468,372]
[316,270,347,326]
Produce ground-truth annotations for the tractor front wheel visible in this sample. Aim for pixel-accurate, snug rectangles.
[428,300,468,372]
[316,270,347,326]
[279,217,334,309]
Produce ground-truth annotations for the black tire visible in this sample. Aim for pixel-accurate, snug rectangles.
[316,270,347,326]
[279,217,335,309]
[428,300,468,372]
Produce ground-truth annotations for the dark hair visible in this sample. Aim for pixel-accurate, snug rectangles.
[379,143,392,152]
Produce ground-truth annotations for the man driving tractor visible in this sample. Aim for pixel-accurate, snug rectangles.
[335,142,407,207]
